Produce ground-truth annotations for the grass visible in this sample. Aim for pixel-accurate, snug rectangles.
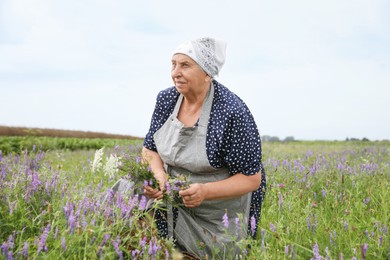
[0,140,389,259]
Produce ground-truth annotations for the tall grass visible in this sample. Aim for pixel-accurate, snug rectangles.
[0,141,389,259]
[255,141,389,259]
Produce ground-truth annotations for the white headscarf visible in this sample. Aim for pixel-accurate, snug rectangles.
[173,37,227,77]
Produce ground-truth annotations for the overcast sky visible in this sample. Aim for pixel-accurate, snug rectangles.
[1,0,389,140]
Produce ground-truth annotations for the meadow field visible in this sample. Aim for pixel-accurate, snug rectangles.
[0,136,388,259]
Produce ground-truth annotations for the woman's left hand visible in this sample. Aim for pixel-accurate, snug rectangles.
[179,183,208,208]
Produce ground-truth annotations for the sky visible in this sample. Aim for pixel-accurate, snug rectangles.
[0,0,389,141]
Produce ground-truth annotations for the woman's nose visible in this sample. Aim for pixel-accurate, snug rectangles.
[171,66,181,78]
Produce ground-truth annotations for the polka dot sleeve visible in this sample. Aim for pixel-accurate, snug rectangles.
[222,100,262,175]
[207,81,263,176]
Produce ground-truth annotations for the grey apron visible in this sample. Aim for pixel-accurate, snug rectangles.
[154,84,252,259]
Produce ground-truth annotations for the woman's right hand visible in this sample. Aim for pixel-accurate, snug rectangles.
[143,170,168,200]
[143,185,164,199]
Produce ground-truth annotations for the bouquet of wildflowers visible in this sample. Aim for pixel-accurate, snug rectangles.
[93,147,190,207]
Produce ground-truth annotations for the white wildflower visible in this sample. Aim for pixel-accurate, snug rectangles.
[104,154,121,178]
[92,147,104,173]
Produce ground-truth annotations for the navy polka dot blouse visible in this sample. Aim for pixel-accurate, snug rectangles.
[144,80,266,238]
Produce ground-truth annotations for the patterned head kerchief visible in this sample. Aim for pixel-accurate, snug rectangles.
[173,37,227,77]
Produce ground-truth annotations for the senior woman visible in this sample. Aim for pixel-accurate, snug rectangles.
[142,37,266,259]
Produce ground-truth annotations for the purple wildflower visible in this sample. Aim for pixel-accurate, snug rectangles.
[9,201,16,215]
[1,242,8,256]
[7,233,14,250]
[140,236,147,250]
[148,237,162,258]
[98,234,110,258]
[61,237,66,251]
[129,194,139,211]
[112,236,123,260]
[222,212,229,228]
[63,202,74,218]
[75,201,82,218]
[24,170,42,201]
[270,223,276,232]
[38,223,51,254]
[136,157,141,164]
[285,245,289,255]
[132,249,140,258]
[321,189,327,197]
[361,243,368,259]
[68,212,76,234]
[21,242,28,258]
[100,234,110,247]
[1,164,6,179]
[106,189,115,204]
[82,218,88,231]
[143,180,149,187]
[363,197,370,205]
[139,195,147,210]
[165,182,171,193]
[250,215,256,236]
[165,249,170,260]
[310,161,318,175]
[310,243,321,260]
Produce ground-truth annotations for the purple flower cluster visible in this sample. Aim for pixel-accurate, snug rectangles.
[0,147,175,259]
[37,224,51,254]
[310,243,322,260]
[222,212,229,228]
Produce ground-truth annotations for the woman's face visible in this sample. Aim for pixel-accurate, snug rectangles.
[171,54,209,95]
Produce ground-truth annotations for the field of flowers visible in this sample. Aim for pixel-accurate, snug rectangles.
[0,140,388,259]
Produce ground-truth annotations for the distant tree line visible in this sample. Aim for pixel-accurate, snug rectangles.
[345,137,370,142]
[261,135,295,142]
[262,135,376,142]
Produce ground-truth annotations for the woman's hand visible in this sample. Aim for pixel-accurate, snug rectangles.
[179,183,209,208]
[141,147,168,200]
[143,170,168,200]
[143,185,164,200]
[178,172,261,207]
